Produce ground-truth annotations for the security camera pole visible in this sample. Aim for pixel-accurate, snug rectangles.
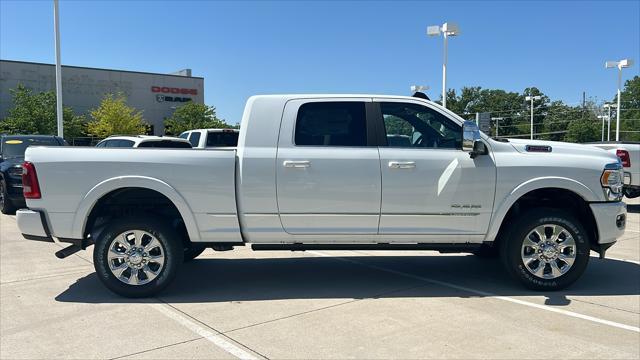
[605,59,634,141]
[53,0,63,138]
[427,22,460,109]
[525,95,541,140]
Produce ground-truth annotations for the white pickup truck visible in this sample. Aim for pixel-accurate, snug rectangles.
[17,94,627,297]
[590,142,640,198]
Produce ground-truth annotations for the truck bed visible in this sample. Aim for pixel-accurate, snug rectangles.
[24,147,241,243]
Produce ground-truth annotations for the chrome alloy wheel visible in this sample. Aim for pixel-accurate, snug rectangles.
[521,224,577,279]
[107,230,165,285]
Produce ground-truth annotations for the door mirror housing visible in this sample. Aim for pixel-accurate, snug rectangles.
[462,121,487,158]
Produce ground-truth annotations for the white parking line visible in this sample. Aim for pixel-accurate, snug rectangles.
[151,303,258,360]
[599,255,640,265]
[309,251,640,333]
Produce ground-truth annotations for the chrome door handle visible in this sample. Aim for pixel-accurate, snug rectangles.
[389,161,416,169]
[283,160,311,168]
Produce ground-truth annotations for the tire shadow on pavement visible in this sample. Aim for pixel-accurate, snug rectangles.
[54,255,640,305]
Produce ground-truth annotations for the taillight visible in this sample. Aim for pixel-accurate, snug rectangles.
[616,149,631,168]
[22,161,41,199]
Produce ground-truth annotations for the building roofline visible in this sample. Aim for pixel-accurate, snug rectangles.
[0,59,204,80]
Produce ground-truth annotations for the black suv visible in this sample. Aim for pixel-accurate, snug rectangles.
[0,135,67,214]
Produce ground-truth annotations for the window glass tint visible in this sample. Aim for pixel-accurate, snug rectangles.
[380,102,461,149]
[206,132,239,147]
[1,137,61,157]
[179,132,189,139]
[96,141,106,148]
[138,140,191,148]
[116,140,135,147]
[101,139,135,147]
[295,102,367,146]
[188,132,201,147]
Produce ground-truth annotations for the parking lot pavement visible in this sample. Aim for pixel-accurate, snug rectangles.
[1,200,638,359]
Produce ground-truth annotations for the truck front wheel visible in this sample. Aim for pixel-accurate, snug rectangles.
[93,216,183,298]
[500,208,590,290]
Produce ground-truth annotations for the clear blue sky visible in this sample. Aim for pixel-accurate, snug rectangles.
[1,0,639,123]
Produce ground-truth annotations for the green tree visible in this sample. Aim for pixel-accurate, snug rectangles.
[87,93,147,138]
[540,101,579,141]
[618,75,640,141]
[565,117,601,143]
[163,102,230,135]
[0,84,87,140]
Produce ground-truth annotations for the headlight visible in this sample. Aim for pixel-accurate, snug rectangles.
[7,165,23,178]
[601,162,623,201]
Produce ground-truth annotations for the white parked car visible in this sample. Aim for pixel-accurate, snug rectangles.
[178,128,239,148]
[16,94,627,297]
[96,135,192,148]
[590,142,640,198]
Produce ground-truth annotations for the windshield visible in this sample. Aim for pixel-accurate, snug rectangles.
[1,137,60,158]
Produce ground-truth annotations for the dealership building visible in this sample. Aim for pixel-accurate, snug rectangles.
[0,60,204,135]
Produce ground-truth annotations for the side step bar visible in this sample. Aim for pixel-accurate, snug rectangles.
[251,243,482,253]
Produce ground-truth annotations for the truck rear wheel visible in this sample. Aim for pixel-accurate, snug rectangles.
[0,180,16,215]
[93,216,182,298]
[500,208,590,290]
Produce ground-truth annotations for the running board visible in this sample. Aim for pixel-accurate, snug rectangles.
[251,243,482,253]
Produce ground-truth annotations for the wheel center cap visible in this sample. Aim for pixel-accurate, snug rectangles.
[542,245,558,259]
[129,253,142,265]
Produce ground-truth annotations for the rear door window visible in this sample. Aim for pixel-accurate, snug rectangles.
[294,102,367,146]
[116,140,135,147]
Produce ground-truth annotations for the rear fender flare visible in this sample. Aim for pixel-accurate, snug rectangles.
[72,176,200,241]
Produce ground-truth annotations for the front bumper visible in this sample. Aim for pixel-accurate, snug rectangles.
[16,209,54,242]
[589,201,627,245]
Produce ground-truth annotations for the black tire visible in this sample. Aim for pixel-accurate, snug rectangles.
[183,245,206,262]
[93,215,183,298]
[499,208,590,291]
[0,180,16,215]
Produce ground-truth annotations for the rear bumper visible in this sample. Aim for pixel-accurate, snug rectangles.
[589,201,627,245]
[16,209,54,242]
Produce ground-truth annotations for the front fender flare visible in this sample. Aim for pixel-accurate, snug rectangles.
[485,177,598,242]
[71,176,200,242]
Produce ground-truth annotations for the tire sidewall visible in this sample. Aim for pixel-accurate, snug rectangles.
[93,216,182,298]
[501,208,590,290]
[0,179,16,215]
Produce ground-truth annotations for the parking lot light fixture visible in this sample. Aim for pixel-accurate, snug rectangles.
[605,59,634,141]
[428,22,460,109]
[525,95,542,140]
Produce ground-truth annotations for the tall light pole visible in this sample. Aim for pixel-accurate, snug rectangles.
[427,22,460,109]
[53,0,63,138]
[603,103,617,141]
[525,95,541,140]
[605,59,634,141]
[597,115,608,141]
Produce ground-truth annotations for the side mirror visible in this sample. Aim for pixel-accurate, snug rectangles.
[462,121,487,158]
